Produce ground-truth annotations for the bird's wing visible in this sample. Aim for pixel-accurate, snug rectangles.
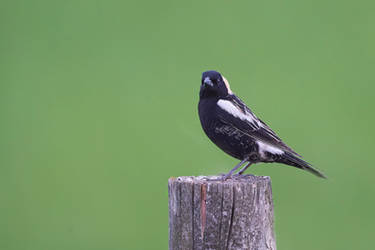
[217,95,301,156]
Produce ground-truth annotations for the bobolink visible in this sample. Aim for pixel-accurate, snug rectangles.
[198,70,325,180]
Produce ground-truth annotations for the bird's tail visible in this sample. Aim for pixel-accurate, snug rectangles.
[277,152,326,178]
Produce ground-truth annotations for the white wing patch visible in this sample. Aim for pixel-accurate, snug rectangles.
[218,99,285,157]
[217,99,258,125]
[257,141,284,157]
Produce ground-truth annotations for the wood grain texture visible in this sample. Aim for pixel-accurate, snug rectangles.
[168,176,276,250]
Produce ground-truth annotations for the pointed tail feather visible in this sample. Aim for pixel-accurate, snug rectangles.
[278,152,326,178]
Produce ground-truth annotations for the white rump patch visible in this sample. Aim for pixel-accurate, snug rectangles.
[257,141,284,157]
[222,76,233,95]
[217,99,257,124]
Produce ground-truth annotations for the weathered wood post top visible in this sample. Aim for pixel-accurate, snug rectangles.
[168,175,276,250]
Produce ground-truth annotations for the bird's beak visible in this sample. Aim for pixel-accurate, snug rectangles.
[203,77,214,87]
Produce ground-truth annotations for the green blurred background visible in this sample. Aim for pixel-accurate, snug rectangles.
[1,0,374,249]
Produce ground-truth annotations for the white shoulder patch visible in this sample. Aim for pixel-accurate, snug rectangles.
[217,99,257,125]
[257,141,284,156]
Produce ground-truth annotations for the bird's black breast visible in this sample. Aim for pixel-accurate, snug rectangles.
[198,98,257,160]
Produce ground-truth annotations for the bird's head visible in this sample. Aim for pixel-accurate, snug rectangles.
[200,70,233,99]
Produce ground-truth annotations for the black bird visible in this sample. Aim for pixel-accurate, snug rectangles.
[198,70,325,179]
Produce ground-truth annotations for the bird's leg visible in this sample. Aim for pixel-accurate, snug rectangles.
[222,157,249,180]
[237,162,253,175]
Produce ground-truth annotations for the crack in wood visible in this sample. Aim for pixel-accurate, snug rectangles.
[218,184,224,247]
[200,183,207,239]
[191,183,195,249]
[226,185,236,250]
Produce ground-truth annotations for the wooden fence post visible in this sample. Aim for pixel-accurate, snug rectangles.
[168,175,276,250]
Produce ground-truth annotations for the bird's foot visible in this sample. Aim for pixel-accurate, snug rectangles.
[222,172,235,181]
[221,158,249,181]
